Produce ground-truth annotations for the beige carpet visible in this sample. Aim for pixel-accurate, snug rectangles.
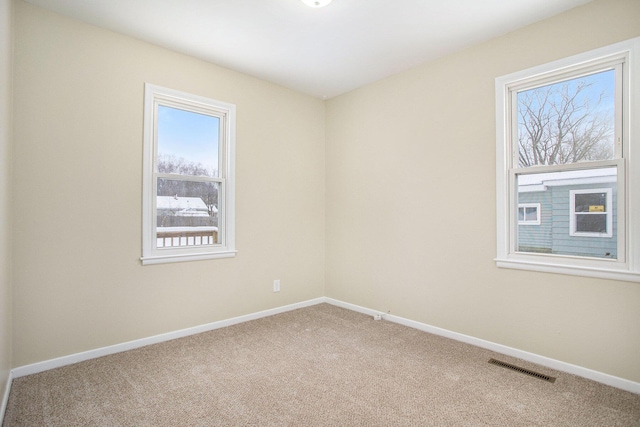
[3,303,640,426]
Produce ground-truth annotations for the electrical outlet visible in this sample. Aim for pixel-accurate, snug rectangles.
[273,279,281,292]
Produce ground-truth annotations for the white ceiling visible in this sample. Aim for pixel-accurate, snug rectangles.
[24,0,593,99]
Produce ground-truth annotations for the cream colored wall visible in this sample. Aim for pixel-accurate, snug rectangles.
[12,1,325,367]
[0,0,13,404]
[326,0,640,383]
[10,0,640,385]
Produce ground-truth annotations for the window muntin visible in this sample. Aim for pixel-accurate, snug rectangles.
[142,84,236,265]
[496,38,640,282]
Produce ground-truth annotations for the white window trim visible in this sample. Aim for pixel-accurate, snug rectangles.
[141,84,236,265]
[518,203,541,225]
[569,188,612,238]
[495,37,640,283]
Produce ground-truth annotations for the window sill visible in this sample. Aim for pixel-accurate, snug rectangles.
[495,258,640,283]
[141,250,237,265]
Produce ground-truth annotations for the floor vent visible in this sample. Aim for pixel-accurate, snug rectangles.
[488,358,556,383]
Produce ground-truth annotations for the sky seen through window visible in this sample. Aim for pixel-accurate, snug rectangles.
[157,105,220,176]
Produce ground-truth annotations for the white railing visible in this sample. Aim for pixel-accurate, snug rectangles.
[156,226,218,248]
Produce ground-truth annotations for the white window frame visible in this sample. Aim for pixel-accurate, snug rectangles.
[569,188,612,238]
[141,84,236,265]
[518,203,541,226]
[495,37,640,283]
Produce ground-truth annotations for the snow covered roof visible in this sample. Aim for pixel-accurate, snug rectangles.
[157,196,216,216]
[518,167,616,193]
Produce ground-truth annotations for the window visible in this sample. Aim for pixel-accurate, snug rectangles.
[570,189,612,238]
[518,203,540,225]
[142,84,236,265]
[495,37,640,282]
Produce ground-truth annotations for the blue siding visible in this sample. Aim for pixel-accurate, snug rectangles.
[550,183,617,258]
[517,182,617,259]
[517,191,552,253]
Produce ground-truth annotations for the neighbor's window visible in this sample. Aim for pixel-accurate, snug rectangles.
[142,84,236,265]
[496,37,640,282]
[570,189,612,238]
[518,204,540,225]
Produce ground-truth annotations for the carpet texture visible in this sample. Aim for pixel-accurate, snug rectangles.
[3,303,640,426]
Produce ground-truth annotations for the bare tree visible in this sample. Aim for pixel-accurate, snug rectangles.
[517,80,614,167]
[157,154,216,176]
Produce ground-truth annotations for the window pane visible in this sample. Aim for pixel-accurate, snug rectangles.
[574,193,607,213]
[157,105,220,177]
[156,178,219,248]
[524,207,537,221]
[517,70,615,167]
[575,214,607,233]
[516,167,616,258]
[518,207,524,221]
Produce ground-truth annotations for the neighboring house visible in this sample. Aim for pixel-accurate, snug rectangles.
[517,168,617,259]
[157,195,216,227]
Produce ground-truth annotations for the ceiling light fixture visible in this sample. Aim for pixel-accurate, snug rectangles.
[300,0,332,8]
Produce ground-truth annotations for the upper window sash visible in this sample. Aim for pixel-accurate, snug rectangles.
[508,60,623,170]
[153,96,228,178]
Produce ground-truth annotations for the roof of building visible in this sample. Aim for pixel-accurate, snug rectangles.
[518,167,617,193]
[157,196,216,216]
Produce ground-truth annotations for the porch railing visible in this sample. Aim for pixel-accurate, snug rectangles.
[156,226,219,248]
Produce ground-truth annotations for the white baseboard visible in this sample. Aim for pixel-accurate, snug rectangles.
[11,297,325,378]
[0,369,12,423]
[10,296,640,396]
[324,297,640,395]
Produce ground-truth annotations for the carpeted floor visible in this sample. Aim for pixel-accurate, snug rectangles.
[3,303,640,426]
